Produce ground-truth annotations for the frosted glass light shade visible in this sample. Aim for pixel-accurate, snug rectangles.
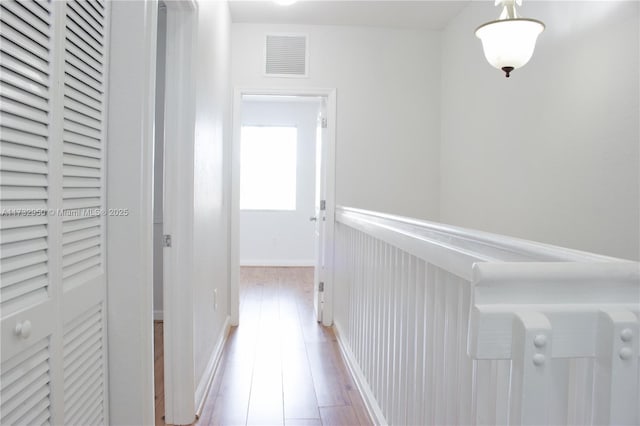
[476,18,545,77]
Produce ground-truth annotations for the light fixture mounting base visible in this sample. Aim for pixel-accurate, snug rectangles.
[501,66,515,78]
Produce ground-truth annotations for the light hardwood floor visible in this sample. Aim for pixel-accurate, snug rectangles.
[154,267,372,426]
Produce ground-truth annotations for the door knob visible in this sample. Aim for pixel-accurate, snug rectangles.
[15,320,32,339]
[309,216,317,222]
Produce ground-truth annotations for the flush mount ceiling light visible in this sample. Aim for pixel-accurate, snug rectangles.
[274,0,297,5]
[475,0,545,78]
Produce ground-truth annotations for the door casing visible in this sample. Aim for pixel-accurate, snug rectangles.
[230,88,337,327]
[106,1,198,424]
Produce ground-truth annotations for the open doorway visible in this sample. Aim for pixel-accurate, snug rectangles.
[231,89,337,329]
[239,96,320,267]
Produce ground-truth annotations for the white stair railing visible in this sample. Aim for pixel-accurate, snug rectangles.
[333,207,639,426]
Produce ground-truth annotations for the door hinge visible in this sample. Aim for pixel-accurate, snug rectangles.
[162,234,172,247]
[318,282,324,292]
[320,200,326,211]
[321,117,327,128]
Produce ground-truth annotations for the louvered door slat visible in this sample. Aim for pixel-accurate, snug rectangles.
[0,24,48,63]
[1,275,48,313]
[1,170,47,186]
[64,369,101,422]
[0,338,51,425]
[3,384,50,425]
[1,249,47,272]
[66,386,102,426]
[0,186,47,200]
[64,32,101,73]
[0,51,49,88]
[62,235,99,258]
[62,247,100,271]
[0,70,48,102]
[62,130,99,150]
[62,227,99,246]
[64,95,101,122]
[63,187,100,199]
[11,398,50,426]
[64,108,101,133]
[64,65,101,99]
[0,1,50,37]
[62,152,99,168]
[62,164,100,178]
[17,0,51,25]
[63,304,104,425]
[0,81,48,110]
[63,326,100,365]
[0,126,48,149]
[0,98,48,127]
[66,7,102,48]
[0,158,48,175]
[62,197,99,210]
[1,141,48,161]
[63,119,100,140]
[0,10,50,56]
[0,237,47,258]
[1,263,48,289]
[0,39,48,75]
[62,216,99,234]
[0,340,49,389]
[72,1,102,30]
[63,69,100,102]
[3,357,49,402]
[1,225,47,244]
[64,83,100,113]
[93,0,105,13]
[65,44,102,81]
[0,215,47,230]
[0,113,48,137]
[62,175,99,188]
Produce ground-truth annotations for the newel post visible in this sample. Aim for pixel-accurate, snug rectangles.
[593,310,639,425]
[509,312,553,425]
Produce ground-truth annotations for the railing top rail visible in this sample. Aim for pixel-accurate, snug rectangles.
[337,206,628,265]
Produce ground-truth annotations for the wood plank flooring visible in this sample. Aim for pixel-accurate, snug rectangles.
[154,267,372,426]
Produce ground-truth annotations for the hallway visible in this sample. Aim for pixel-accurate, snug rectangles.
[156,267,372,426]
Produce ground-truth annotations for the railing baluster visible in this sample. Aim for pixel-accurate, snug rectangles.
[332,207,638,426]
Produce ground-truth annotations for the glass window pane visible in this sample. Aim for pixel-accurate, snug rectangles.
[240,126,298,210]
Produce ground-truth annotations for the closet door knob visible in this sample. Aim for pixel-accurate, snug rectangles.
[15,320,32,339]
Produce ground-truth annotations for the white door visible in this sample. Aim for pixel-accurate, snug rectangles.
[312,98,328,322]
[1,1,110,424]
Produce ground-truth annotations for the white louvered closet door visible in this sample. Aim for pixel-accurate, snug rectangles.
[0,1,110,425]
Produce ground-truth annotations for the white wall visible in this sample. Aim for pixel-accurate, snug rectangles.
[440,1,640,260]
[192,0,232,402]
[239,99,319,266]
[232,24,442,220]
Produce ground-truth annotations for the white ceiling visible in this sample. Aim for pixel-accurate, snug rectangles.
[228,1,472,30]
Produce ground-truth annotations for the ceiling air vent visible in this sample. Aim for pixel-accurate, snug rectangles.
[265,34,308,77]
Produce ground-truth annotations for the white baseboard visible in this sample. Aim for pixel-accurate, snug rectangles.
[334,321,387,426]
[240,259,315,267]
[195,315,231,417]
[153,310,164,321]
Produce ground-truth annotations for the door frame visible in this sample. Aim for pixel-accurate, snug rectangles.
[161,1,198,425]
[230,88,337,327]
[106,1,197,424]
